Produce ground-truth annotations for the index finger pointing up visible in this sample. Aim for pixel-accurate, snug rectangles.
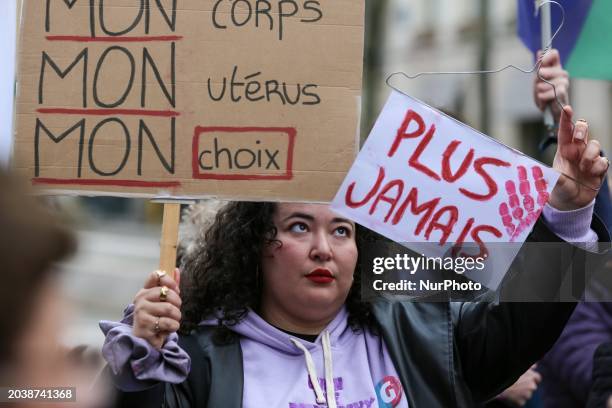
[573,119,589,145]
[557,105,575,148]
[559,106,589,147]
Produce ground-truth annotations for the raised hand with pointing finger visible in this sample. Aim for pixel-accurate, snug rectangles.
[549,106,609,211]
[498,105,608,240]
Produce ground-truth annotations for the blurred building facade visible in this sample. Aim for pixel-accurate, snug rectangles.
[376,0,611,158]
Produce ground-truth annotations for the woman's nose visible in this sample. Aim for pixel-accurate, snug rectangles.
[309,232,333,261]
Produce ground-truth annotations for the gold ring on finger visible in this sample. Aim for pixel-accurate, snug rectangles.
[159,286,169,302]
[154,318,161,334]
[155,270,167,286]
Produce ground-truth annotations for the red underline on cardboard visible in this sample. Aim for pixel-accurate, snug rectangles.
[191,174,294,181]
[37,108,180,117]
[46,35,183,42]
[32,178,181,188]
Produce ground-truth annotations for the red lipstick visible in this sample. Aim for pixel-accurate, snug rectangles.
[306,268,334,284]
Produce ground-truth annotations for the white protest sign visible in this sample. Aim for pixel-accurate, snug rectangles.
[331,91,561,289]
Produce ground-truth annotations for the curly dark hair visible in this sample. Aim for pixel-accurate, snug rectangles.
[179,202,377,339]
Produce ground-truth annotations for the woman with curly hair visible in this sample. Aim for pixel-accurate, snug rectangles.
[101,107,610,407]
[178,201,376,336]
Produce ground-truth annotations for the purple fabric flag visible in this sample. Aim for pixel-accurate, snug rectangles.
[518,0,612,80]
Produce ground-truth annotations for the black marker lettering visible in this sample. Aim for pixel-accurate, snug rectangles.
[265,79,284,104]
[39,49,88,107]
[208,77,227,101]
[141,42,176,107]
[245,72,265,101]
[231,0,253,26]
[88,118,131,176]
[214,137,233,169]
[230,65,244,102]
[34,119,85,177]
[93,46,135,108]
[137,118,175,175]
[302,0,322,23]
[212,0,227,29]
[302,84,321,105]
[199,150,213,170]
[234,148,257,169]
[278,0,298,40]
[283,82,300,105]
[99,0,145,36]
[145,0,177,33]
[45,0,81,32]
[255,0,273,30]
[265,149,280,169]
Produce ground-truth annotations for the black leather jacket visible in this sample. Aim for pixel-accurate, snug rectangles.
[113,218,610,408]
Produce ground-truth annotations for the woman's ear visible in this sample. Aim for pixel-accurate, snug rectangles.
[261,241,277,258]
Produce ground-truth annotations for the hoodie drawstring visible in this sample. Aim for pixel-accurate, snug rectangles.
[321,331,336,408]
[290,330,336,408]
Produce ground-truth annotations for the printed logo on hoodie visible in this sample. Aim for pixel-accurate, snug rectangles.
[375,376,403,407]
[289,376,376,408]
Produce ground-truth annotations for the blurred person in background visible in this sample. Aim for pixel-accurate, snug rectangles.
[482,48,612,408]
[586,341,612,407]
[526,49,612,408]
[488,366,542,407]
[0,170,105,407]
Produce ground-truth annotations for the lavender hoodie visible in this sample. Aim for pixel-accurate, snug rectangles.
[227,307,407,408]
[101,306,408,408]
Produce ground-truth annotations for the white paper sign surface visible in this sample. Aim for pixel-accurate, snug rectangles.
[331,91,561,289]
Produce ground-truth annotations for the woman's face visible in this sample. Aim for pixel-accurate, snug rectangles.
[260,203,358,332]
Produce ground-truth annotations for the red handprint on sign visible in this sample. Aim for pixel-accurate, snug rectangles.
[499,165,550,241]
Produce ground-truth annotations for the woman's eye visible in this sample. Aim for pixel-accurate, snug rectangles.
[334,226,350,237]
[289,222,308,233]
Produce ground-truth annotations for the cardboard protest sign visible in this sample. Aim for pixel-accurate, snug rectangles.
[13,0,364,201]
[331,91,561,289]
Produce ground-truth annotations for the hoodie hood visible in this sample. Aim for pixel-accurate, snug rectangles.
[216,306,351,354]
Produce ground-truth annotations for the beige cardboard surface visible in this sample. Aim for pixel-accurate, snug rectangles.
[13,0,364,201]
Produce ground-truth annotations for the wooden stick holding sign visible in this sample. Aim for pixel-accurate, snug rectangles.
[154,199,194,280]
[159,203,181,280]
